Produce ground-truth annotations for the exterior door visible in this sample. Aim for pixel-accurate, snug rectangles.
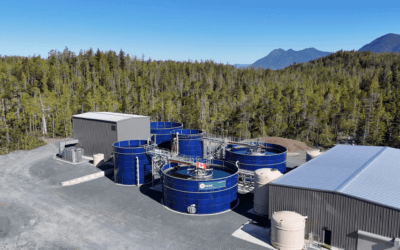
[324,229,332,246]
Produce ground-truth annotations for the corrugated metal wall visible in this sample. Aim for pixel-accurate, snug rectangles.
[73,118,117,160]
[268,185,400,250]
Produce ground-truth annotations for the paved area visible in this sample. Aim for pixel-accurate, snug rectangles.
[231,221,275,249]
[0,144,276,250]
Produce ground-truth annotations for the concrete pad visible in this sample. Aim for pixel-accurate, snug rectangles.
[232,221,276,249]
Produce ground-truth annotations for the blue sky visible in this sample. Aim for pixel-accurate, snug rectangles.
[1,0,400,64]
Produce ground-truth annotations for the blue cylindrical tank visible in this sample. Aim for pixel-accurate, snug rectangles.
[161,160,238,214]
[113,140,154,185]
[224,142,287,173]
[151,122,183,149]
[170,129,203,158]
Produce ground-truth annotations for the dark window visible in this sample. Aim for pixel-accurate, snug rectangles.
[324,229,332,245]
[111,125,116,131]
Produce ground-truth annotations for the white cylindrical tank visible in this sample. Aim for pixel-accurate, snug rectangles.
[253,168,283,216]
[306,149,323,162]
[93,153,104,167]
[271,211,306,250]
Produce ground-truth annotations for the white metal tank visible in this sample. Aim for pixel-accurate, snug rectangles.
[271,211,306,250]
[306,149,323,162]
[93,153,104,167]
[253,168,283,216]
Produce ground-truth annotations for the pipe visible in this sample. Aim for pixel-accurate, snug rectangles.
[228,141,263,148]
[236,161,239,169]
[136,156,140,187]
[147,138,151,146]
[176,132,179,155]
[151,157,154,187]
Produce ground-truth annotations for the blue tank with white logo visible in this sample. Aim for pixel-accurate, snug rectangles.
[161,159,238,214]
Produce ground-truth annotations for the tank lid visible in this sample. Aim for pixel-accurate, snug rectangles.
[272,211,306,229]
[255,168,283,177]
[307,150,323,157]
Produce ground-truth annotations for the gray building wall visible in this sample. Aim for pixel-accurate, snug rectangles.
[72,118,117,160]
[117,117,150,141]
[73,116,150,160]
[268,185,400,250]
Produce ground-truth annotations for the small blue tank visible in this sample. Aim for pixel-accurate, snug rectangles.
[151,122,183,149]
[113,140,154,185]
[170,129,203,158]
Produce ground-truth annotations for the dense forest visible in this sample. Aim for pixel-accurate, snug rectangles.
[1,47,400,154]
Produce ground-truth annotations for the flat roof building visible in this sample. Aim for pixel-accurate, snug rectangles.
[72,112,150,160]
[269,145,400,250]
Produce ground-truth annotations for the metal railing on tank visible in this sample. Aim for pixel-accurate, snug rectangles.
[202,133,267,161]
[146,145,214,186]
[201,134,288,194]
[201,132,249,143]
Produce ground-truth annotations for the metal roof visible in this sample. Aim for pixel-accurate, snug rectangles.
[72,112,147,122]
[271,145,400,210]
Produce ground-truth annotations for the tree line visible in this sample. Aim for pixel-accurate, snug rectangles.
[1,47,400,154]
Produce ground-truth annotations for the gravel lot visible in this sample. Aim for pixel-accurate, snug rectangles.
[0,143,280,250]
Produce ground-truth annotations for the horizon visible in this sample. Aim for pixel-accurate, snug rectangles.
[1,0,400,64]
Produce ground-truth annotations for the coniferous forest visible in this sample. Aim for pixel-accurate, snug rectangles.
[1,47,400,154]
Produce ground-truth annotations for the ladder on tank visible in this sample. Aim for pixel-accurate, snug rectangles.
[145,146,171,187]
[151,154,168,186]
[237,169,255,194]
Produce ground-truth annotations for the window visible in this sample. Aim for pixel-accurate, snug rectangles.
[111,125,116,131]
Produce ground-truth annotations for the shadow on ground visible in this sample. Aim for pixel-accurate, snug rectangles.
[139,180,163,205]
[242,221,272,242]
[232,192,271,227]
[96,160,115,182]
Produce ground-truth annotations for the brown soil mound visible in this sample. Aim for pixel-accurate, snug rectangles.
[245,137,310,152]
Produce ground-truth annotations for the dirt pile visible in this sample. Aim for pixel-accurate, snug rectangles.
[257,137,310,152]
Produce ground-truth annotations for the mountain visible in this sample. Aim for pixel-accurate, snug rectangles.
[233,64,251,68]
[358,33,400,53]
[252,48,331,70]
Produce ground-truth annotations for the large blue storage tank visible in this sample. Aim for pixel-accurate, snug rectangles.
[113,140,154,185]
[170,129,203,158]
[161,160,238,214]
[151,122,183,149]
[224,142,287,173]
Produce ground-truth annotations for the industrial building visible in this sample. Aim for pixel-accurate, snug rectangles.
[72,112,150,160]
[269,145,400,250]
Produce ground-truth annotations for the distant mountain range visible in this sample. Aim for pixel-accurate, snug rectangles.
[233,33,400,70]
[233,64,251,68]
[358,33,400,53]
[251,48,331,70]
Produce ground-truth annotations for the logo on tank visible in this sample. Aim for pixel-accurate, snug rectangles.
[199,183,213,189]
[199,181,226,190]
